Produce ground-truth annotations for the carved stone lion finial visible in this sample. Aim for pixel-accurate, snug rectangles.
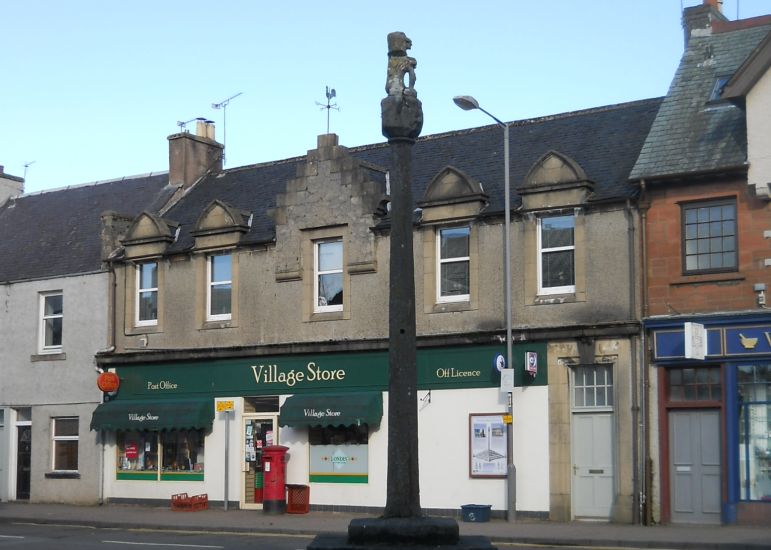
[386,32,417,97]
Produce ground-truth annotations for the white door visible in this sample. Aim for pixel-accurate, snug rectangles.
[240,415,277,510]
[571,365,615,519]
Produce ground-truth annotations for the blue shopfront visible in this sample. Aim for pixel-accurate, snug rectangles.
[647,313,771,525]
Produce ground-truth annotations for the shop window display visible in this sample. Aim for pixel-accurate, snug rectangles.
[738,364,771,501]
[116,430,204,481]
[308,424,368,483]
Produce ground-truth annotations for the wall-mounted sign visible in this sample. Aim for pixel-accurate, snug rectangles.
[469,413,508,478]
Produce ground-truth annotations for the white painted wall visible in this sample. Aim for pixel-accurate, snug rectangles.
[747,66,771,198]
[102,387,551,515]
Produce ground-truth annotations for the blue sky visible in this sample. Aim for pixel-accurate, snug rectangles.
[2,1,769,194]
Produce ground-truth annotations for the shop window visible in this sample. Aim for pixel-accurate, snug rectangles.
[308,424,369,483]
[738,364,771,502]
[437,226,470,303]
[207,254,232,321]
[682,199,737,273]
[39,291,63,353]
[572,365,613,409]
[52,417,78,472]
[116,430,204,481]
[538,214,575,295]
[136,262,158,326]
[668,367,721,402]
[314,239,343,313]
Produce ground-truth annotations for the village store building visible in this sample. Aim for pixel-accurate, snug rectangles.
[91,343,548,514]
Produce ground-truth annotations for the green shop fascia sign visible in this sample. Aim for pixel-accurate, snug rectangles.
[114,343,547,400]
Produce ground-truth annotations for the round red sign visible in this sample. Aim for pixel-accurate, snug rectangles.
[97,371,120,393]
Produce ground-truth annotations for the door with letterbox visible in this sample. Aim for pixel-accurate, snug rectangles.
[241,415,277,510]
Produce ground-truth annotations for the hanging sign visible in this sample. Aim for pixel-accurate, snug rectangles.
[97,372,120,393]
[525,351,538,377]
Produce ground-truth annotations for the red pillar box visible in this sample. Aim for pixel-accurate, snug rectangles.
[261,445,289,514]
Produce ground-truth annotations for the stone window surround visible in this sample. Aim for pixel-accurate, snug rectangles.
[524,208,587,306]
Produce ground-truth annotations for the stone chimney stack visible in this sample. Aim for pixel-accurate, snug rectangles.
[682,0,727,48]
[168,121,223,189]
[0,165,24,206]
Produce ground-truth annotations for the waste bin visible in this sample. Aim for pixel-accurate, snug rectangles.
[461,504,491,522]
[286,484,310,514]
[262,445,289,514]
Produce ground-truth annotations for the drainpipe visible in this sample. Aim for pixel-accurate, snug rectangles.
[639,180,650,524]
[626,199,640,525]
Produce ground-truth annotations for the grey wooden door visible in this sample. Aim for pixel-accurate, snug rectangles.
[669,410,721,524]
[572,412,614,518]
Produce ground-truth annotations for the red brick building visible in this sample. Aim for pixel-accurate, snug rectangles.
[631,2,771,525]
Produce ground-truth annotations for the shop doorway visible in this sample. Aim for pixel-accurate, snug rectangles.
[241,415,277,510]
[668,410,720,524]
[16,425,31,500]
[570,365,615,519]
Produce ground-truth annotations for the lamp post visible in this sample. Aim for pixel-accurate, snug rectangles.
[454,95,514,521]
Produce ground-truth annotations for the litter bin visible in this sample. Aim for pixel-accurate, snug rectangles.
[461,504,491,522]
[286,484,310,514]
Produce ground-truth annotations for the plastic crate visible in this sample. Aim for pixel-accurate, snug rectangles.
[171,493,191,511]
[286,484,310,514]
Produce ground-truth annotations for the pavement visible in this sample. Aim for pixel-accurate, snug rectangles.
[0,501,769,549]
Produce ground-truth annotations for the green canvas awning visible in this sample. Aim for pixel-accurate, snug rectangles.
[91,398,214,432]
[279,392,383,428]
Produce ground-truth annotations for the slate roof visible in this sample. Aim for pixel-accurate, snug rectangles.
[164,98,662,251]
[630,24,771,180]
[0,174,174,282]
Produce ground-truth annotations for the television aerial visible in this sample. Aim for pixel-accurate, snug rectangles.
[212,92,243,166]
[316,86,339,134]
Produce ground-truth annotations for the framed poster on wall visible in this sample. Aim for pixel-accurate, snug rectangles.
[469,413,508,478]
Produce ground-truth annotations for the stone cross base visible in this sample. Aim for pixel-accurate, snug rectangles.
[306,517,497,549]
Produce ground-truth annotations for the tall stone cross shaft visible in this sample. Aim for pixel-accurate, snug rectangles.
[381,31,424,519]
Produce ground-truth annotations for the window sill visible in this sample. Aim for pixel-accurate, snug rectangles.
[202,320,236,330]
[31,352,67,362]
[671,272,744,286]
[45,471,80,479]
[128,325,162,335]
[431,301,472,314]
[532,294,577,305]
[310,311,345,322]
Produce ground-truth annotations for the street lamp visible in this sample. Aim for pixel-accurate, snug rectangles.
[454,95,514,521]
